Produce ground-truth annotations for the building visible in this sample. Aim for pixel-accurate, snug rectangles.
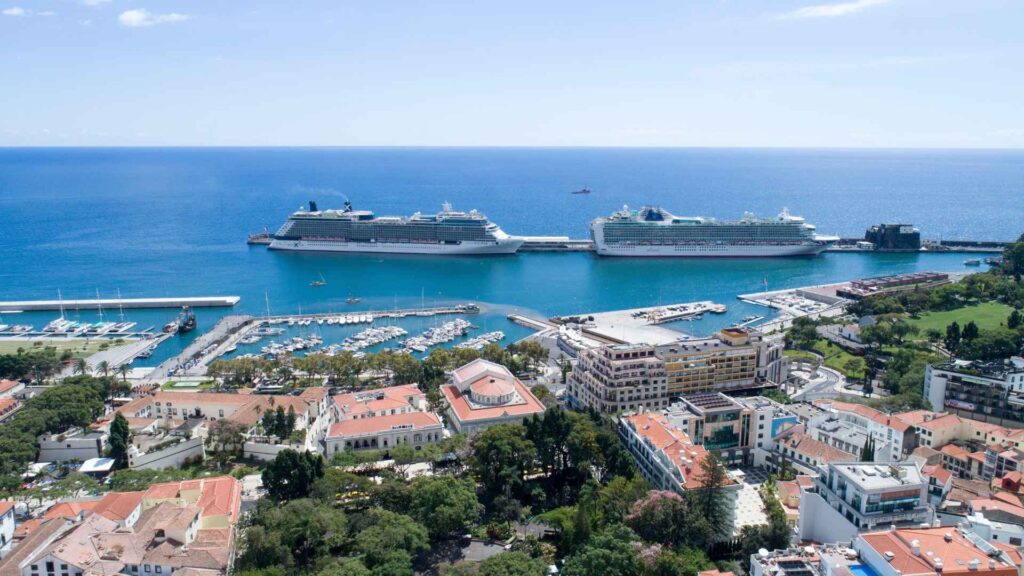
[798,462,930,543]
[0,477,241,576]
[37,429,107,464]
[324,384,443,454]
[768,429,856,475]
[0,381,24,399]
[440,359,546,434]
[837,272,950,300]
[618,411,741,537]
[568,328,786,412]
[921,463,954,505]
[809,400,922,462]
[0,398,20,423]
[650,393,798,466]
[1,501,14,555]
[854,526,1021,576]
[924,358,1024,425]
[864,223,921,251]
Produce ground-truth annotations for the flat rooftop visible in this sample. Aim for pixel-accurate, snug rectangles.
[833,462,924,489]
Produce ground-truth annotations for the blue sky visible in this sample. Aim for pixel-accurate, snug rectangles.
[1,0,1022,147]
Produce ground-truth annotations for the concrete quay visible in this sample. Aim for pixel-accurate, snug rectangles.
[0,296,241,312]
[551,300,727,346]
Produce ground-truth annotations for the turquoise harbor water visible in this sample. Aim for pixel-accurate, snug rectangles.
[0,148,1021,365]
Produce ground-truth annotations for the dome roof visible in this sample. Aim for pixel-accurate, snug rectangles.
[470,377,515,398]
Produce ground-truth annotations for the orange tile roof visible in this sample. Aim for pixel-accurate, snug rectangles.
[13,518,43,539]
[332,384,423,419]
[940,443,970,459]
[92,491,144,521]
[922,463,953,485]
[44,501,99,520]
[623,412,734,490]
[0,398,18,415]
[780,431,856,463]
[993,491,1023,506]
[815,400,918,433]
[143,476,242,524]
[970,498,1024,521]
[917,413,963,432]
[0,380,20,395]
[328,411,442,437]
[441,378,545,424]
[0,500,13,517]
[861,528,1018,576]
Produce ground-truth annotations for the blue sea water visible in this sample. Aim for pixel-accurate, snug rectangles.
[0,148,1021,365]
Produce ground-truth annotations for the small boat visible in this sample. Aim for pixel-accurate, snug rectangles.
[964,259,982,266]
[224,344,238,354]
[346,297,361,304]
[572,187,591,195]
[310,273,327,287]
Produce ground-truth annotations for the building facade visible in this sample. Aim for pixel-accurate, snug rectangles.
[568,328,786,413]
[440,359,546,434]
[924,358,1024,425]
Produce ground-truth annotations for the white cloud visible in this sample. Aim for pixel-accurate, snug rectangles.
[785,0,890,19]
[118,8,188,27]
[3,6,56,16]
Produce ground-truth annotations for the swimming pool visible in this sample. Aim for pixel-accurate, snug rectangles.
[849,564,880,576]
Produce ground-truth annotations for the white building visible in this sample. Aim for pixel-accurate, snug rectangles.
[799,462,931,543]
[37,429,107,463]
[1,500,14,556]
[924,358,1024,424]
[440,359,546,435]
[324,384,444,454]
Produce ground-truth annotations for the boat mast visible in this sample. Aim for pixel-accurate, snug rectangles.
[57,289,65,320]
[96,289,104,323]
[117,288,125,322]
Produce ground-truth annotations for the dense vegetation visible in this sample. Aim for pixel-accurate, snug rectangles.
[0,375,115,490]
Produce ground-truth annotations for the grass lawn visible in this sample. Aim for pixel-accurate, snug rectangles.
[0,338,132,359]
[908,302,1014,334]
[791,338,867,379]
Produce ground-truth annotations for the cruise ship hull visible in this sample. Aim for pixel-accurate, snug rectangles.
[593,241,832,257]
[269,238,524,255]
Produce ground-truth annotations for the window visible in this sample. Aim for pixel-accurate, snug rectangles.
[218,409,224,417]
[145,566,151,573]
[156,568,162,574]
[61,566,67,571]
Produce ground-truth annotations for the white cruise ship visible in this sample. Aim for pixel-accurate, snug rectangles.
[590,206,838,257]
[269,201,523,255]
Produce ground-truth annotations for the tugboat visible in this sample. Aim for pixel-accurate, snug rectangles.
[964,258,982,267]
[572,187,591,195]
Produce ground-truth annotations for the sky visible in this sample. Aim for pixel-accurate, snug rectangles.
[1,0,1022,147]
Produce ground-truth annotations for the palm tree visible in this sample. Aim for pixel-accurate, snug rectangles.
[73,358,90,376]
[118,364,130,384]
[97,360,111,378]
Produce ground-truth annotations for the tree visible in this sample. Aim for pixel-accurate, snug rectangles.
[785,317,818,350]
[107,412,132,469]
[562,524,642,576]
[390,444,417,479]
[1009,309,1023,330]
[477,551,548,576]
[1003,237,1024,281]
[353,509,430,569]
[945,321,962,351]
[471,424,537,500]
[963,321,980,341]
[311,468,373,503]
[407,476,482,539]
[693,452,730,543]
[262,449,325,501]
[209,419,247,466]
[861,436,875,461]
[317,559,372,576]
[73,358,90,375]
[626,491,690,547]
[238,499,348,570]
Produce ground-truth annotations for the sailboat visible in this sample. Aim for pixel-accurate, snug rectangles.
[310,273,327,287]
[572,186,591,195]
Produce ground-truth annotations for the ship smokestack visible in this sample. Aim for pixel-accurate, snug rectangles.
[309,201,318,212]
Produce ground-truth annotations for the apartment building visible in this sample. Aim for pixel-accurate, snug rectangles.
[568,328,786,413]
[924,358,1024,425]
[799,462,930,543]
[810,400,922,462]
[618,411,742,538]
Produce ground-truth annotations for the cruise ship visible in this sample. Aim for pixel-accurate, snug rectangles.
[590,206,838,257]
[269,201,524,255]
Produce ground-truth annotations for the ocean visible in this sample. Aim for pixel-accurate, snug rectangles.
[0,148,1021,366]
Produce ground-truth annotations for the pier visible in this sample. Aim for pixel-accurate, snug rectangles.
[551,300,727,346]
[0,296,241,313]
[518,236,595,252]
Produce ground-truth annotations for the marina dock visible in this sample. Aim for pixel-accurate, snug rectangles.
[0,296,241,312]
[550,300,727,346]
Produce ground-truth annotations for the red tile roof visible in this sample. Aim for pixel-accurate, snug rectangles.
[623,412,734,490]
[331,384,424,419]
[922,463,953,485]
[0,500,13,517]
[940,443,970,459]
[0,380,20,395]
[860,527,1019,576]
[92,491,144,521]
[43,501,99,520]
[328,411,442,438]
[441,379,545,424]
